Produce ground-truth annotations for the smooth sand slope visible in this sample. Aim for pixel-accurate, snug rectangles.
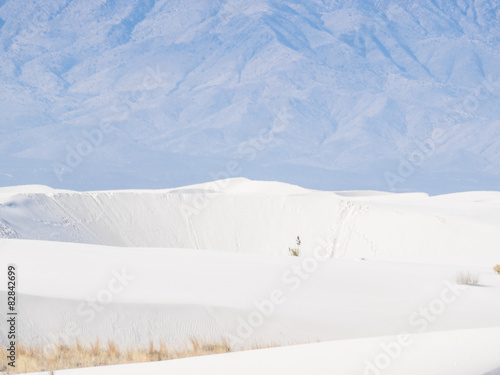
[1,178,499,259]
[1,239,499,350]
[0,179,499,373]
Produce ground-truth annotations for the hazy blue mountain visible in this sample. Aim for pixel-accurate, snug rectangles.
[1,0,499,193]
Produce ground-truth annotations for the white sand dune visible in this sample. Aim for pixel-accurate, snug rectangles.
[0,238,499,349]
[0,178,499,259]
[0,179,499,373]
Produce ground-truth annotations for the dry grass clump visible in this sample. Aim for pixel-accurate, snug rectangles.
[0,338,251,374]
[493,264,500,275]
[455,270,479,286]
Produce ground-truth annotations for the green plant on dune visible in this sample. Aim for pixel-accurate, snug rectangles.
[289,235,301,256]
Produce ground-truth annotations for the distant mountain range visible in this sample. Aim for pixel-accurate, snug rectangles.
[1,0,499,193]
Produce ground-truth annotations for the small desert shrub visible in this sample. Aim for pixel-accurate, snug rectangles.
[493,265,500,275]
[455,271,479,286]
[289,248,300,256]
[289,235,301,256]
